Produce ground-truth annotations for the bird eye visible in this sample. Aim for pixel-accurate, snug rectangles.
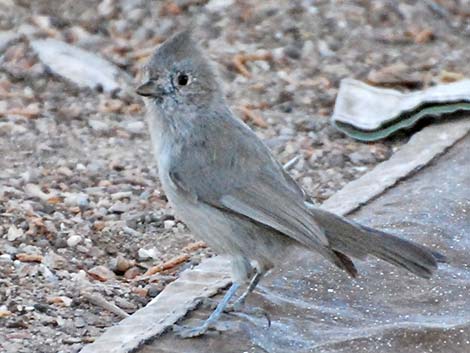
[176,73,190,86]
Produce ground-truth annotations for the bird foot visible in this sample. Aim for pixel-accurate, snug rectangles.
[172,323,215,338]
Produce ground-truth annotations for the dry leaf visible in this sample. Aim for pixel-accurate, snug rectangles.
[143,254,190,276]
[16,253,44,263]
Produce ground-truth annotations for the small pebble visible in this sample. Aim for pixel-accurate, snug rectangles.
[67,235,83,247]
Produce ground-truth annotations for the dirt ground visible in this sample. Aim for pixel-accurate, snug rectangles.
[1,1,469,352]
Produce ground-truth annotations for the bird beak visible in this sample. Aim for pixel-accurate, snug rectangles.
[136,80,165,98]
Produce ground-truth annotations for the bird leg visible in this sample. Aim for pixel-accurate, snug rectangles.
[227,271,263,312]
[173,282,240,338]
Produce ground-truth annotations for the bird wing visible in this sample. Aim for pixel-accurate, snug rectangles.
[164,113,364,274]
[218,170,329,248]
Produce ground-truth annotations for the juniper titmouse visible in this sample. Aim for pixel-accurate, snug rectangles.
[136,30,445,338]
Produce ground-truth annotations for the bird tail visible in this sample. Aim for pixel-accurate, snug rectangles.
[310,208,446,279]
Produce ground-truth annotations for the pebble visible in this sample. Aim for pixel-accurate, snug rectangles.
[349,150,377,165]
[111,191,133,200]
[124,266,141,280]
[114,297,137,311]
[88,119,110,133]
[64,193,89,207]
[7,224,24,241]
[328,152,346,168]
[43,252,67,270]
[88,265,115,282]
[0,31,20,53]
[66,235,83,247]
[109,201,129,214]
[120,121,145,134]
[138,247,160,261]
[0,254,13,263]
[30,38,131,93]
[47,296,73,307]
[163,220,175,229]
[109,255,135,274]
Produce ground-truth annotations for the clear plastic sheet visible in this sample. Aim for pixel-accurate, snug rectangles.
[141,136,470,353]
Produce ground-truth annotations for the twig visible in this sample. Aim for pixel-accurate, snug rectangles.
[143,254,190,276]
[232,52,272,78]
[239,105,268,128]
[182,241,207,253]
[82,292,129,319]
[283,155,301,171]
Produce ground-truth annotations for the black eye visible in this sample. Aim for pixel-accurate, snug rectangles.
[177,73,189,86]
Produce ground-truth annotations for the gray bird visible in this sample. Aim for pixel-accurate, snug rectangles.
[136,30,445,338]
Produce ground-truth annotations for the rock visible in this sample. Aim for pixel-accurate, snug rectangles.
[123,266,141,280]
[64,193,89,207]
[0,254,12,263]
[349,149,377,165]
[114,297,137,311]
[367,63,423,88]
[47,296,73,307]
[88,119,110,133]
[109,255,135,274]
[119,120,145,135]
[328,152,346,168]
[43,251,67,270]
[138,247,161,261]
[19,245,41,255]
[206,0,234,12]
[88,265,115,282]
[163,220,175,229]
[0,31,20,54]
[66,235,83,247]
[284,44,302,60]
[110,191,133,200]
[30,38,131,93]
[7,225,24,241]
[109,201,129,214]
[16,253,43,263]
[318,40,334,57]
[147,283,163,298]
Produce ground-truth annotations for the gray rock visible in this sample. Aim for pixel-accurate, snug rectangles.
[64,193,89,207]
[349,149,377,165]
[88,119,111,133]
[328,152,346,168]
[120,120,145,135]
[0,31,20,54]
[109,201,129,214]
[66,235,83,247]
[30,38,131,93]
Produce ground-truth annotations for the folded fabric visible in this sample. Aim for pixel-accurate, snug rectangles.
[331,78,470,141]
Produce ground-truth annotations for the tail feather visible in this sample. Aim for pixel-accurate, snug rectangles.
[310,208,444,279]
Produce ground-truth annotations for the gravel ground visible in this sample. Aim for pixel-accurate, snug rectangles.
[1,1,470,352]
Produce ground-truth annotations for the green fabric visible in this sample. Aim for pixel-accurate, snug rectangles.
[333,102,470,142]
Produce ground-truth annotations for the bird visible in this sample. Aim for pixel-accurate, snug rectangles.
[135,30,445,338]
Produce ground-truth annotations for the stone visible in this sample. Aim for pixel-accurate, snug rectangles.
[30,38,131,93]
[88,119,110,133]
[0,31,19,53]
[7,225,24,241]
[88,265,115,282]
[138,248,160,261]
[66,235,83,247]
[43,251,67,270]
[120,121,145,135]
[163,220,175,229]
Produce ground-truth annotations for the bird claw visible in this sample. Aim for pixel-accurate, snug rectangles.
[225,303,271,327]
[172,323,221,338]
[172,324,206,338]
[194,296,218,310]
